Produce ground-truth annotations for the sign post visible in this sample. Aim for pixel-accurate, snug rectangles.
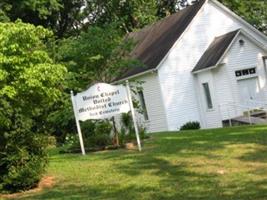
[70,90,86,155]
[71,82,142,155]
[125,80,142,151]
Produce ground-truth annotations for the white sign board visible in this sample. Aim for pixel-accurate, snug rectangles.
[73,83,130,121]
[71,81,141,155]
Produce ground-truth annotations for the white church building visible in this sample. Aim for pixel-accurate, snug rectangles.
[117,0,267,132]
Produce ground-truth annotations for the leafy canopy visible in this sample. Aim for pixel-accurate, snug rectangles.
[0,21,66,126]
[1,0,266,37]
[0,21,67,192]
[57,23,137,90]
[218,0,267,34]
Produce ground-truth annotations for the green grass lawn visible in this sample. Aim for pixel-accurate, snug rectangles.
[4,125,267,200]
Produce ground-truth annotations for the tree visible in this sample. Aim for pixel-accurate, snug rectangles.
[2,0,266,37]
[47,23,139,143]
[218,0,267,34]
[156,0,197,17]
[0,0,85,38]
[0,21,67,193]
[83,0,158,33]
[57,23,137,89]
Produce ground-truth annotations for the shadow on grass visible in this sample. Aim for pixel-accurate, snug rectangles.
[239,147,267,163]
[15,166,267,200]
[98,125,267,161]
[12,125,267,200]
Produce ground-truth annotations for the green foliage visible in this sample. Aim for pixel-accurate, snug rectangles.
[121,113,134,133]
[156,0,194,17]
[48,24,139,142]
[64,120,113,153]
[218,0,267,34]
[180,121,200,131]
[0,0,88,38]
[63,134,79,149]
[0,130,48,193]
[84,0,158,33]
[81,121,96,139]
[0,21,67,193]
[47,95,77,144]
[95,121,113,136]
[83,120,113,148]
[119,112,147,144]
[1,0,266,38]
[57,24,137,89]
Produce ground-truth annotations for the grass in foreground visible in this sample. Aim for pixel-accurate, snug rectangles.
[3,125,267,200]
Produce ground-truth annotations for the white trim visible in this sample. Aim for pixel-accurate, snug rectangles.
[215,29,241,65]
[114,1,208,83]
[210,0,267,43]
[217,30,267,66]
[239,30,267,51]
[192,65,217,74]
[217,29,267,66]
[234,66,258,81]
[193,29,267,74]
[117,0,267,82]
[202,82,214,111]
[236,74,258,81]
[113,69,156,84]
[155,0,208,71]
[159,0,267,75]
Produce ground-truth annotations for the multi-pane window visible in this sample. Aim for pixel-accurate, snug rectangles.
[138,90,149,120]
[235,68,256,77]
[202,83,213,109]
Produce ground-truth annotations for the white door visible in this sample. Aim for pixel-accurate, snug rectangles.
[238,77,260,105]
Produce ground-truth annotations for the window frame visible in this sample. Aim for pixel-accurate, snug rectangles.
[235,67,258,80]
[202,82,213,110]
[137,90,149,121]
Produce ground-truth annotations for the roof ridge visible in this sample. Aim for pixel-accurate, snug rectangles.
[116,0,207,81]
[214,29,241,39]
[130,0,206,39]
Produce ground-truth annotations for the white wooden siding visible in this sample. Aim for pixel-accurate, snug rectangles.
[195,71,222,128]
[131,73,168,133]
[216,34,267,114]
[196,34,267,128]
[157,1,267,129]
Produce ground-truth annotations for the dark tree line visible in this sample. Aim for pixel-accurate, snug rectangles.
[1,0,266,38]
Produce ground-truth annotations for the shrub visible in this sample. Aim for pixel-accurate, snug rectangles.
[47,136,57,148]
[95,121,113,136]
[0,128,48,193]
[119,125,147,145]
[0,21,66,193]
[64,133,79,147]
[92,121,113,147]
[121,113,132,129]
[139,126,148,140]
[81,120,112,148]
[180,121,200,131]
[64,120,113,152]
[81,120,96,139]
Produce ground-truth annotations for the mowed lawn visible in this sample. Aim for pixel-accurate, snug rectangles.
[5,125,267,200]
